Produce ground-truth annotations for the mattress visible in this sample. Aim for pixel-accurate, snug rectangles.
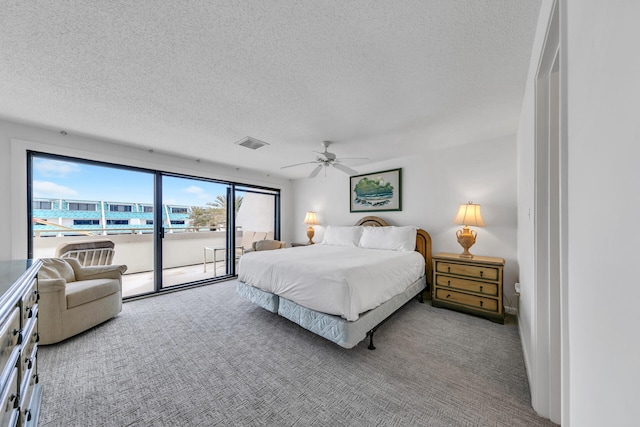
[237,245,425,321]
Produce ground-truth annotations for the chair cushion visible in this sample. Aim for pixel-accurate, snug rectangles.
[66,278,120,309]
[39,258,76,283]
[254,240,283,251]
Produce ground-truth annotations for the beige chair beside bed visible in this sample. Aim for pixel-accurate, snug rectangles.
[37,258,127,345]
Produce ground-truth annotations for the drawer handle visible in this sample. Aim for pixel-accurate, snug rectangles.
[24,409,32,422]
[26,357,33,370]
[480,285,483,292]
[13,328,23,345]
[34,373,39,384]
[34,332,40,343]
[10,393,17,409]
[480,271,484,277]
[447,266,451,273]
[447,280,450,286]
[479,301,484,307]
[446,294,451,298]
[26,307,33,318]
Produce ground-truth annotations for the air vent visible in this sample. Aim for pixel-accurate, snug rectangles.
[235,136,269,150]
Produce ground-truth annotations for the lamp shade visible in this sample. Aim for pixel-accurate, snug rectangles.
[453,203,486,227]
[303,211,318,225]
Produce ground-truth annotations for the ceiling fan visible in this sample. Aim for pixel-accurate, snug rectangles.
[281,141,369,178]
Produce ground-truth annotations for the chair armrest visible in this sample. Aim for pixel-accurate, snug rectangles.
[73,264,128,281]
[38,278,67,293]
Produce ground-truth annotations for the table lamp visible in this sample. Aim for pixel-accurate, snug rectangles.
[453,202,486,258]
[304,211,319,244]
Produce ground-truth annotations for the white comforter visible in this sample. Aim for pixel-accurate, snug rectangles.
[237,245,425,321]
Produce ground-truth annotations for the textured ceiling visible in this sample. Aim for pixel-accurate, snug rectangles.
[0,1,541,179]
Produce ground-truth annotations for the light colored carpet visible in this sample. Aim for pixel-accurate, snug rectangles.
[38,281,557,426]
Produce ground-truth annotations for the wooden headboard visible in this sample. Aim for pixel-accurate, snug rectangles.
[354,216,432,287]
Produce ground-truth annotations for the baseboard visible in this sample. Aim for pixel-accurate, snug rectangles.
[505,305,518,315]
[517,308,534,398]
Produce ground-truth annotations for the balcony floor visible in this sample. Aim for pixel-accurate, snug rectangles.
[122,260,233,298]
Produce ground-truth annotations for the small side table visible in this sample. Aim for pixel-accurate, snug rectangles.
[204,246,243,275]
[432,252,505,323]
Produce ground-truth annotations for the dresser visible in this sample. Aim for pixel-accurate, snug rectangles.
[0,260,42,426]
[432,253,504,324]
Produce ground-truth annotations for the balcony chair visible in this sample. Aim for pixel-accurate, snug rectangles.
[37,258,127,345]
[54,239,115,266]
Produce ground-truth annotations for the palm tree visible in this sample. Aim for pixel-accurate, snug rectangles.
[189,195,243,229]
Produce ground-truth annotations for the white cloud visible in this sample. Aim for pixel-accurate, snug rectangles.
[33,181,78,198]
[34,160,81,177]
[184,185,204,194]
[183,185,211,200]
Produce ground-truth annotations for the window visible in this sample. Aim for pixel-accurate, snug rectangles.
[171,207,188,214]
[68,202,96,211]
[143,206,153,213]
[106,220,129,225]
[34,201,52,209]
[73,219,100,225]
[170,220,185,225]
[109,204,132,212]
[146,220,154,225]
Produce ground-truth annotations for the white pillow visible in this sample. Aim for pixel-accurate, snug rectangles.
[321,226,363,247]
[359,226,417,252]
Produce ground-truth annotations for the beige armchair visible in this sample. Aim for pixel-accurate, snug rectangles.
[37,258,127,345]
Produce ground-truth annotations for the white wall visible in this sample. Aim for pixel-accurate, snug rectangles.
[518,1,640,425]
[0,119,294,261]
[565,1,640,425]
[291,135,520,308]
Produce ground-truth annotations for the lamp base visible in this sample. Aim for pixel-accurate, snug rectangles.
[306,226,315,245]
[456,226,477,259]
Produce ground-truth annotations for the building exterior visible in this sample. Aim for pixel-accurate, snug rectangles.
[32,198,192,235]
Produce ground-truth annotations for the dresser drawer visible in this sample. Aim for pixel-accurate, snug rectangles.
[19,354,37,426]
[435,275,498,296]
[0,367,19,427]
[0,308,21,380]
[21,280,38,328]
[435,288,499,312]
[435,261,499,281]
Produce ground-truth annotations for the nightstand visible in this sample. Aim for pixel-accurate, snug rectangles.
[432,253,505,324]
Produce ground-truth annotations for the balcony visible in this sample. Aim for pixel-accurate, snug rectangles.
[33,227,243,298]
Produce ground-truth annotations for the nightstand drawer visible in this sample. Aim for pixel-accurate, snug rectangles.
[435,288,498,312]
[435,275,498,296]
[435,261,499,281]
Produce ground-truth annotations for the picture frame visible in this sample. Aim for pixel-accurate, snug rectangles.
[349,168,402,212]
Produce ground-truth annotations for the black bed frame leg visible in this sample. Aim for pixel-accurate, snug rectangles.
[367,329,376,350]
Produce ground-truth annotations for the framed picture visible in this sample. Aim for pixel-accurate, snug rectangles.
[349,168,402,212]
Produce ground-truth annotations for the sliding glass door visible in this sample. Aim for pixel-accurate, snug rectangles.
[161,175,234,286]
[28,154,155,298]
[28,152,280,298]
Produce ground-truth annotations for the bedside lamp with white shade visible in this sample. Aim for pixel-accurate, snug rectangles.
[453,202,486,258]
[304,211,319,244]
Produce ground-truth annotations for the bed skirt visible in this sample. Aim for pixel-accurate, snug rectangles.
[237,276,426,349]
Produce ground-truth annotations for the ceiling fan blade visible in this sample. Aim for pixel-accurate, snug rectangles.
[332,163,358,175]
[309,164,323,178]
[281,161,319,169]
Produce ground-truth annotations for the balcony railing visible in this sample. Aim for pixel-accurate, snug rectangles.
[33,226,244,297]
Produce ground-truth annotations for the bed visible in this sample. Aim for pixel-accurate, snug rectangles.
[236,216,432,349]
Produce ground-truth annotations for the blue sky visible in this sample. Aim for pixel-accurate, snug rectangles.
[32,157,229,207]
